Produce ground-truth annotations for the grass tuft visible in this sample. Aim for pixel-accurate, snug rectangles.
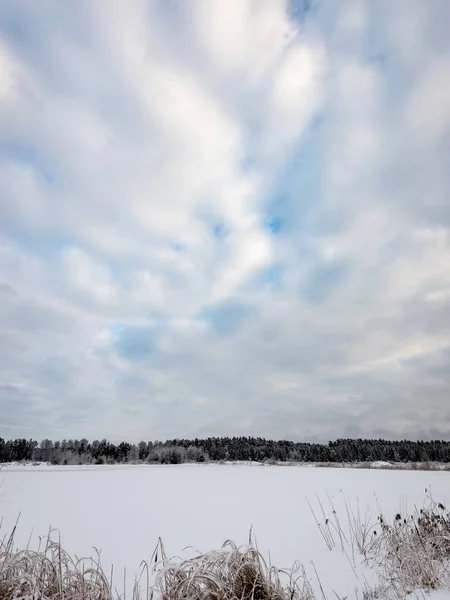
[0,528,312,600]
[0,527,113,600]
[371,495,450,595]
[309,491,450,599]
[150,538,313,600]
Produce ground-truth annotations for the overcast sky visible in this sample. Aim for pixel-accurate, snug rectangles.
[1,0,449,444]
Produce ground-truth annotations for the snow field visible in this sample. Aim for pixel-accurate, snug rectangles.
[1,464,449,599]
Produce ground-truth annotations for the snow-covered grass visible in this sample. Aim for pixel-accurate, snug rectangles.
[363,497,450,595]
[0,529,112,600]
[0,464,449,599]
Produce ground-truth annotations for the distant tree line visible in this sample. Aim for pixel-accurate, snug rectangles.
[0,437,449,465]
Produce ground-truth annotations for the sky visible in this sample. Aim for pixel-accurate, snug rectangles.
[0,0,450,444]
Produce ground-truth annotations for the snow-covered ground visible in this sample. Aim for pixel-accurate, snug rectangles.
[1,464,449,599]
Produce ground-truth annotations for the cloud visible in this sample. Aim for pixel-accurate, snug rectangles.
[198,301,251,335]
[0,0,450,443]
[0,281,18,296]
[114,325,155,361]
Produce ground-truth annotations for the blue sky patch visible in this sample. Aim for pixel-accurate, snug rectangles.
[264,216,284,235]
[213,223,229,239]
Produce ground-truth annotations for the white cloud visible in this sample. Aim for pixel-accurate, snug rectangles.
[0,1,449,442]
[0,37,16,102]
[211,229,272,302]
[406,56,450,148]
[61,247,118,307]
[192,0,292,78]
[267,42,324,146]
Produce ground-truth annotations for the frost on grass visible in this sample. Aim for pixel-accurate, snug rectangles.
[0,530,313,600]
[308,491,450,600]
[0,526,112,600]
[368,498,450,596]
[150,538,315,600]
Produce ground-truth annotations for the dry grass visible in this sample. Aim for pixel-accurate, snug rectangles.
[150,538,314,600]
[309,491,450,599]
[0,525,313,600]
[0,525,114,600]
[313,462,450,472]
[364,496,450,596]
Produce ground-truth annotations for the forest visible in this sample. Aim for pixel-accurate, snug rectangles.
[1,436,449,465]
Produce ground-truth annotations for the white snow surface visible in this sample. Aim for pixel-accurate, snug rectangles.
[1,464,449,599]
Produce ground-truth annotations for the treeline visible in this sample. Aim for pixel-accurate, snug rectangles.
[1,436,450,465]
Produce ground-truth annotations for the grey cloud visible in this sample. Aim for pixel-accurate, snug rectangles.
[0,299,75,333]
[0,282,18,296]
[0,1,450,443]
[114,326,155,361]
[302,260,350,304]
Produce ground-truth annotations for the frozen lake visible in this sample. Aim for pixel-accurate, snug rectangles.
[1,464,449,598]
